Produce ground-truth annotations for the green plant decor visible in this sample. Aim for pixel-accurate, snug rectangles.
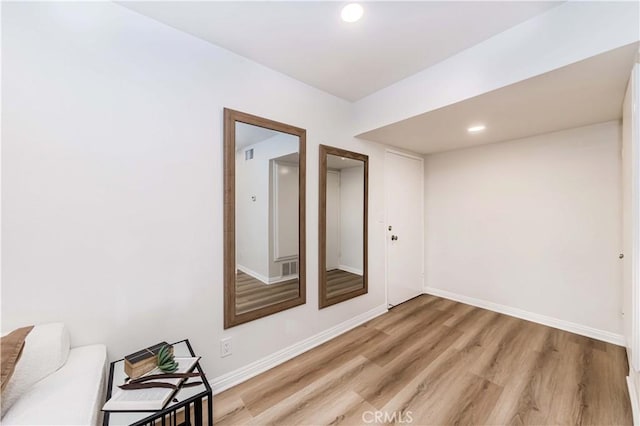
[157,345,179,373]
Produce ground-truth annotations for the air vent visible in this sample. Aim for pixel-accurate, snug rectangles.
[281,261,298,277]
[245,148,254,160]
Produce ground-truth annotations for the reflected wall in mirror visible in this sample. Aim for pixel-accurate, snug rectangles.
[319,145,368,308]
[224,109,306,328]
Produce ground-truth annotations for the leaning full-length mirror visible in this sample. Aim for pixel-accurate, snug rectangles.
[319,145,368,308]
[224,109,306,328]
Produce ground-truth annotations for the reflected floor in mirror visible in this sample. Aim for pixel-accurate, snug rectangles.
[235,271,299,315]
[326,269,363,299]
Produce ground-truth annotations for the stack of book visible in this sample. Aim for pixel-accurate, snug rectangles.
[124,341,173,379]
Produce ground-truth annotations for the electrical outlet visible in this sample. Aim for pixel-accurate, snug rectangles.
[220,337,232,357]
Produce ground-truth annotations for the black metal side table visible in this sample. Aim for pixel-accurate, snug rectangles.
[103,339,213,426]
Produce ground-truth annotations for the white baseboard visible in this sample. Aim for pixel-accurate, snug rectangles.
[628,374,640,426]
[424,287,625,346]
[237,264,296,285]
[628,353,640,426]
[338,265,363,276]
[236,264,269,284]
[210,304,388,394]
[269,274,298,284]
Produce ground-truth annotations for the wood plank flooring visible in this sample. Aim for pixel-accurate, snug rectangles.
[235,271,299,314]
[326,269,364,299]
[214,295,632,425]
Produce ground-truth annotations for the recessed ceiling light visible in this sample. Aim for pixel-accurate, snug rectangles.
[341,3,363,23]
[341,157,346,160]
[467,125,486,133]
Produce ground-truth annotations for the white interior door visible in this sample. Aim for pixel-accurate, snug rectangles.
[386,150,424,307]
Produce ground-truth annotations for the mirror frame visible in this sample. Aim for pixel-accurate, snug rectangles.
[318,144,368,309]
[223,108,306,329]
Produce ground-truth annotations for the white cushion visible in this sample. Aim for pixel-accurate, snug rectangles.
[1,344,107,426]
[1,323,70,415]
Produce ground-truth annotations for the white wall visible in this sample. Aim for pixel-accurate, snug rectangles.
[1,2,389,381]
[325,171,340,270]
[324,166,364,274]
[425,121,623,338]
[339,166,364,274]
[270,160,299,279]
[236,133,297,281]
[236,141,268,279]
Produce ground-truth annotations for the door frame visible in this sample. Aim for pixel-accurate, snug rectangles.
[384,148,425,308]
[627,65,640,372]
[622,63,640,425]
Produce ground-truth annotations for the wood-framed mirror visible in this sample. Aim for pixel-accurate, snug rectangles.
[318,144,368,308]
[224,108,306,328]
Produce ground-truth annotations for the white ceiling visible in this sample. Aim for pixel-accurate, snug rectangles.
[275,152,299,164]
[358,43,639,154]
[119,1,562,101]
[327,154,364,170]
[236,122,279,151]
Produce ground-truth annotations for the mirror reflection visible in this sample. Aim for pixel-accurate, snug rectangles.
[319,145,368,308]
[235,122,300,315]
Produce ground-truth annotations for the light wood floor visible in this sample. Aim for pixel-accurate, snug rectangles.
[326,269,364,299]
[235,271,299,314]
[214,295,631,425]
